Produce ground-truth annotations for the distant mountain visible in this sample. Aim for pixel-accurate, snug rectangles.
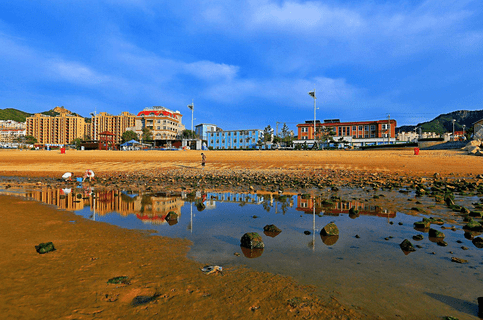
[0,108,32,122]
[397,110,483,135]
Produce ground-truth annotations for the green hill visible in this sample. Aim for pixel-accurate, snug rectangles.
[397,110,483,135]
[0,108,32,122]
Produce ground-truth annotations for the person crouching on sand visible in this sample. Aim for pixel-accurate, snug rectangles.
[201,153,206,168]
[62,172,74,181]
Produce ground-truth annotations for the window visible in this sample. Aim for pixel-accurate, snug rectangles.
[364,125,369,131]
[338,127,342,136]
[353,126,357,131]
[301,127,308,133]
[370,125,376,131]
[382,124,390,130]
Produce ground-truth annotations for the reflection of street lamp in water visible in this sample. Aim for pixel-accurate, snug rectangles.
[308,197,316,251]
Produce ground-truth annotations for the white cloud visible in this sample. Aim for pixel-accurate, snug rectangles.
[183,60,239,81]
[47,60,112,85]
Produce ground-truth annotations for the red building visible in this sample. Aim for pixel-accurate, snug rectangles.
[296,118,397,147]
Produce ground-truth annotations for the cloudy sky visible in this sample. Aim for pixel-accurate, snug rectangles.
[1,0,482,131]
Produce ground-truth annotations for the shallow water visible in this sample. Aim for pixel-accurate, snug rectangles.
[1,185,482,319]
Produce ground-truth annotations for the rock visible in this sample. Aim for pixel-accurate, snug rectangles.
[464,219,483,231]
[414,220,430,229]
[107,276,130,284]
[165,211,178,221]
[35,242,56,254]
[320,223,339,236]
[400,239,416,252]
[461,246,469,250]
[196,202,206,211]
[437,240,448,246]
[303,230,311,235]
[263,224,281,233]
[240,232,264,249]
[413,234,424,241]
[429,228,445,238]
[473,237,483,248]
[469,211,483,218]
[467,146,480,154]
[451,257,468,263]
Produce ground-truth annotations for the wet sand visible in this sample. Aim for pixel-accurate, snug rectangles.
[1,149,482,319]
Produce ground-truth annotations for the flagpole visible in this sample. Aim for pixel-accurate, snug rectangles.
[191,100,194,139]
[313,89,316,143]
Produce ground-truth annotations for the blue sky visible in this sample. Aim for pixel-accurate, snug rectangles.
[1,0,482,131]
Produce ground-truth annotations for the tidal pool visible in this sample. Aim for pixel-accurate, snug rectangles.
[2,185,482,319]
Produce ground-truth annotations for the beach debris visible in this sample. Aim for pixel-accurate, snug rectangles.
[35,242,56,254]
[400,239,416,253]
[240,232,264,249]
[107,276,130,285]
[201,265,223,275]
[320,223,339,236]
[451,257,468,264]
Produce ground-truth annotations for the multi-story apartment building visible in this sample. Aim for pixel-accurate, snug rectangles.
[207,129,263,149]
[296,119,397,147]
[26,107,85,145]
[135,106,185,143]
[89,111,136,143]
[195,123,219,141]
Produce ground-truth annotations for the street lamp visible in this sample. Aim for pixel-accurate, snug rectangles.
[308,89,317,143]
[90,111,97,142]
[463,124,466,139]
[187,101,194,139]
[452,119,456,141]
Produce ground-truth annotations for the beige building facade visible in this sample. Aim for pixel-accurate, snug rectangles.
[135,106,185,141]
[26,107,85,145]
[90,111,136,143]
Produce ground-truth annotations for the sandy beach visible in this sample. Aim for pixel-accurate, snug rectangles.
[1,148,482,319]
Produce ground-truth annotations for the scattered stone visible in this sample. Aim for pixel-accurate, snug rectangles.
[35,242,55,254]
[398,222,403,225]
[303,231,311,235]
[461,246,469,250]
[263,224,281,233]
[240,232,264,249]
[413,234,424,241]
[355,234,360,238]
[464,218,483,231]
[451,257,468,264]
[429,228,445,238]
[437,241,448,246]
[472,237,483,249]
[107,276,130,285]
[414,220,430,229]
[320,223,339,236]
[165,211,178,221]
[400,239,416,252]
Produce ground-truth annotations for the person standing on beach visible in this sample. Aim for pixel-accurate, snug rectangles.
[201,153,206,168]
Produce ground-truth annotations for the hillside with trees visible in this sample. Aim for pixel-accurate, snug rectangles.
[0,108,32,122]
[397,110,483,135]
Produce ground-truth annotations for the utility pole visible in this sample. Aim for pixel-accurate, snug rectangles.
[387,114,391,145]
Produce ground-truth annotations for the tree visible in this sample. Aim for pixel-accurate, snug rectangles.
[263,125,273,147]
[23,135,37,144]
[122,130,138,143]
[141,128,152,141]
[70,138,82,149]
[181,129,198,139]
[315,126,335,149]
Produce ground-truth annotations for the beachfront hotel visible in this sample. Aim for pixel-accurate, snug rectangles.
[88,111,136,143]
[134,106,185,144]
[295,119,397,148]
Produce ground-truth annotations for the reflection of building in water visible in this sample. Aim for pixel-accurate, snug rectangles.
[296,196,396,218]
[25,188,86,211]
[205,192,265,207]
[23,188,185,224]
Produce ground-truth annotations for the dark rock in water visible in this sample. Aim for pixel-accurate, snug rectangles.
[416,245,423,249]
[473,237,483,249]
[437,240,448,246]
[414,221,430,229]
[165,211,178,221]
[320,223,339,236]
[451,257,468,263]
[240,246,264,258]
[240,232,264,249]
[107,276,130,284]
[469,210,483,218]
[263,224,281,233]
[461,246,469,250]
[464,218,483,231]
[413,234,424,241]
[400,239,416,253]
[424,217,444,225]
[349,207,359,216]
[35,242,55,254]
[355,234,360,238]
[320,234,339,246]
[429,228,445,238]
[303,230,311,235]
[196,202,206,211]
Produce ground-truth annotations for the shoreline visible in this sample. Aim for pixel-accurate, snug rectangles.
[1,149,482,319]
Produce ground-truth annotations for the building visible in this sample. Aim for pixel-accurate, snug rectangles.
[397,131,440,142]
[206,129,263,149]
[26,107,85,145]
[135,106,185,145]
[195,123,219,141]
[0,120,26,144]
[89,111,136,143]
[295,118,397,148]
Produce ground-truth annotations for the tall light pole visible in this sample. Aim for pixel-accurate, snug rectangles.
[90,109,97,142]
[463,124,466,139]
[308,89,316,144]
[187,100,194,139]
[452,119,456,141]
